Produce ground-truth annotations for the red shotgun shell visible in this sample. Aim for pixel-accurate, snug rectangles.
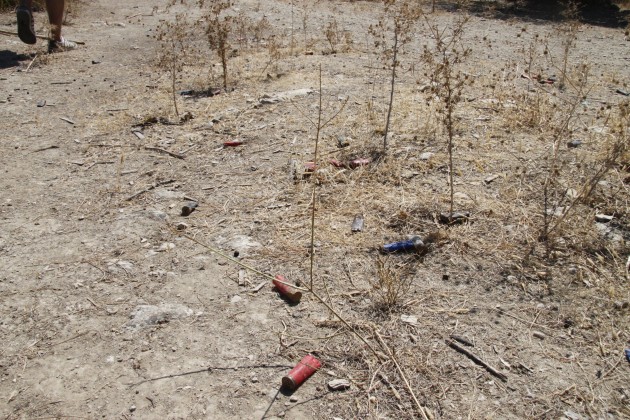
[223,141,243,147]
[329,159,345,168]
[282,354,322,391]
[348,158,371,168]
[304,162,317,172]
[272,275,302,303]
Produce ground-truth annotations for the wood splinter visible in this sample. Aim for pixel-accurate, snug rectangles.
[447,340,508,382]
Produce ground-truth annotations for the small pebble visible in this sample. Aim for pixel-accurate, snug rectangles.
[129,405,136,412]
[289,396,298,402]
[533,331,546,340]
[328,378,351,391]
[567,139,582,148]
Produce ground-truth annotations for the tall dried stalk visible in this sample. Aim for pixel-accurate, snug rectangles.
[423,15,470,218]
[369,1,421,152]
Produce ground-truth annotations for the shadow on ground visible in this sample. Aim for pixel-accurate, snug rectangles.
[0,50,31,69]
[438,0,629,28]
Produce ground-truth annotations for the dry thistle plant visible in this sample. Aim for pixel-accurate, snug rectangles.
[545,99,630,255]
[557,0,580,90]
[198,0,234,90]
[324,18,341,54]
[421,14,471,220]
[156,12,192,116]
[234,11,252,52]
[252,15,271,47]
[368,0,421,152]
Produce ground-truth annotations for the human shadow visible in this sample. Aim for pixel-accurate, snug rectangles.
[0,50,32,70]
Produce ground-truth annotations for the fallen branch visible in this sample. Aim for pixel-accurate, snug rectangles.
[31,145,59,153]
[446,340,508,382]
[375,330,432,420]
[126,179,175,201]
[127,363,292,387]
[0,29,85,44]
[144,146,185,159]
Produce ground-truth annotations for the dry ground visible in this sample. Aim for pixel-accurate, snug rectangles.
[1,0,629,419]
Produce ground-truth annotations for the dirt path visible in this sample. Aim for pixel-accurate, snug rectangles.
[1,0,629,419]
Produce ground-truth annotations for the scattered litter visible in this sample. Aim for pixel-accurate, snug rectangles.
[132,130,145,140]
[250,281,266,293]
[419,152,434,160]
[351,214,364,232]
[625,349,630,364]
[238,269,247,286]
[181,201,198,216]
[595,214,613,223]
[282,354,321,391]
[484,174,499,184]
[532,331,546,340]
[272,275,302,303]
[382,236,425,253]
[328,379,351,391]
[60,116,75,125]
[616,89,630,96]
[400,315,418,325]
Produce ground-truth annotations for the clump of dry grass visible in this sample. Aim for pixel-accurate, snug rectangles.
[370,255,413,312]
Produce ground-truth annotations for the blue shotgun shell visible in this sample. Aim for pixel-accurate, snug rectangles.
[382,236,425,253]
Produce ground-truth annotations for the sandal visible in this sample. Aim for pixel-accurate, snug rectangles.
[16,6,37,45]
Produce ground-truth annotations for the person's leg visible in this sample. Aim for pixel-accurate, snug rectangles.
[45,0,76,52]
[16,0,36,45]
[45,0,65,41]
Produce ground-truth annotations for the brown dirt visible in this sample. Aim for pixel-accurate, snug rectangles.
[1,0,629,419]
